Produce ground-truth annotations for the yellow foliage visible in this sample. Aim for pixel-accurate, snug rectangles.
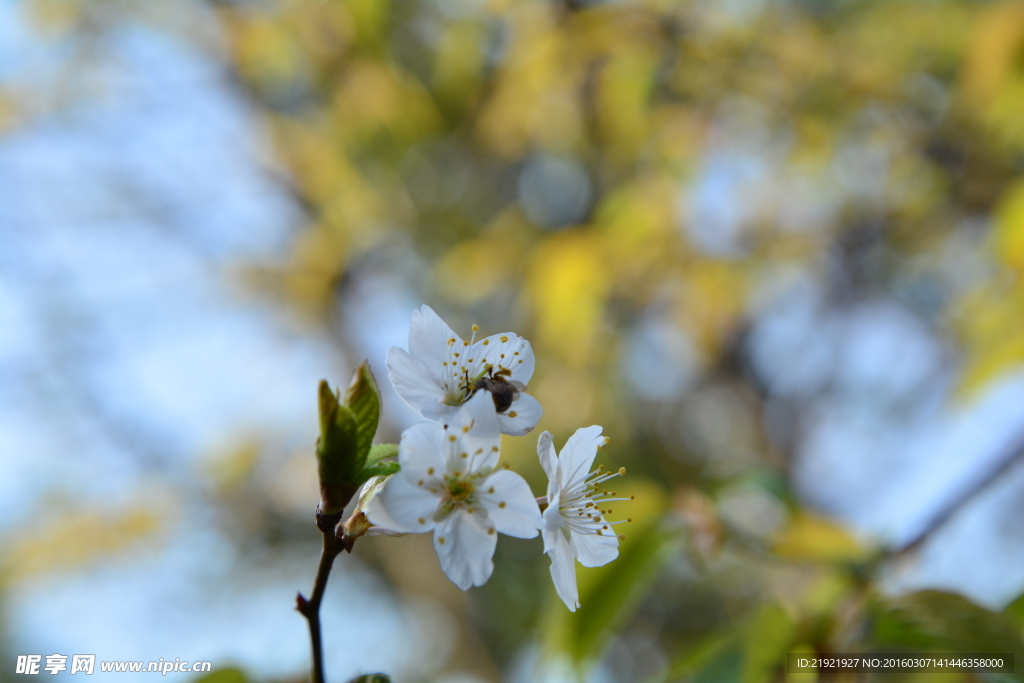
[526,232,610,368]
[993,180,1024,271]
[475,4,584,157]
[954,282,1024,396]
[595,176,677,290]
[331,60,442,147]
[433,20,487,110]
[3,501,167,584]
[772,513,870,564]
[676,261,748,356]
[965,2,1024,148]
[434,209,532,305]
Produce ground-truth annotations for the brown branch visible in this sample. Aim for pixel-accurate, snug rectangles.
[889,434,1024,559]
[296,508,346,683]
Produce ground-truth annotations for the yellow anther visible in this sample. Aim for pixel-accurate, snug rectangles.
[438,537,446,544]
[597,529,603,536]
[475,448,483,454]
[462,425,470,433]
[427,467,435,475]
[418,517,425,525]
[603,525,609,530]
[454,352,459,358]
[499,501,506,508]
[488,487,494,493]
[417,480,424,486]
[472,324,479,332]
[508,411,518,418]
[442,362,447,366]
[448,435,457,442]
[627,518,632,523]
[500,354,505,358]
[629,495,635,500]
[447,338,455,345]
[491,446,499,452]
[488,528,495,535]
[500,336,509,342]
[463,341,469,346]
[468,358,474,362]
[483,340,489,345]
[618,534,626,541]
[461,452,468,458]
[619,467,627,476]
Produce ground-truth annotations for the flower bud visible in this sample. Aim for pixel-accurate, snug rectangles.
[315,362,399,515]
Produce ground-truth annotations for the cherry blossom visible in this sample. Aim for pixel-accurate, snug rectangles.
[367,392,543,589]
[387,305,542,435]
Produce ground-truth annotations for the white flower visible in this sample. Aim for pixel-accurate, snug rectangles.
[386,305,543,436]
[367,391,543,590]
[538,427,629,611]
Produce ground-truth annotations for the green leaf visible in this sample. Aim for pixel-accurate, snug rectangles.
[193,669,248,683]
[343,360,382,465]
[315,363,387,513]
[742,603,797,683]
[366,443,399,466]
[362,460,400,479]
[872,590,1024,655]
[542,481,672,667]
[345,675,391,683]
[645,631,736,683]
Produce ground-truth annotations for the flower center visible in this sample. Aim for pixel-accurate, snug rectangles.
[447,477,476,504]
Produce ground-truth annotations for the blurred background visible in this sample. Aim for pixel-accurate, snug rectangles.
[5,0,1024,681]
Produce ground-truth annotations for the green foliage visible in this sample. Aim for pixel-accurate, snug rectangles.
[871,590,1024,656]
[742,603,797,683]
[192,668,248,683]
[316,361,396,514]
[345,674,391,683]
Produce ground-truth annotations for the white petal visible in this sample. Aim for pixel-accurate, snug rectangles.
[570,526,619,568]
[448,392,502,471]
[421,401,460,425]
[545,528,579,612]
[537,431,559,489]
[366,474,439,533]
[433,509,497,590]
[508,338,536,384]
[542,489,565,534]
[475,334,536,385]
[558,425,605,491]
[480,469,542,539]
[495,392,543,436]
[408,305,461,381]
[398,421,447,480]
[386,346,446,418]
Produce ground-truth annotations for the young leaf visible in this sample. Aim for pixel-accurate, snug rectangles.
[344,360,381,465]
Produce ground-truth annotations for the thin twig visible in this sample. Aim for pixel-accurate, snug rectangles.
[296,509,345,683]
[889,434,1024,559]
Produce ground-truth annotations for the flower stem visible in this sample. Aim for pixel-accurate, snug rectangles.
[296,508,345,683]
